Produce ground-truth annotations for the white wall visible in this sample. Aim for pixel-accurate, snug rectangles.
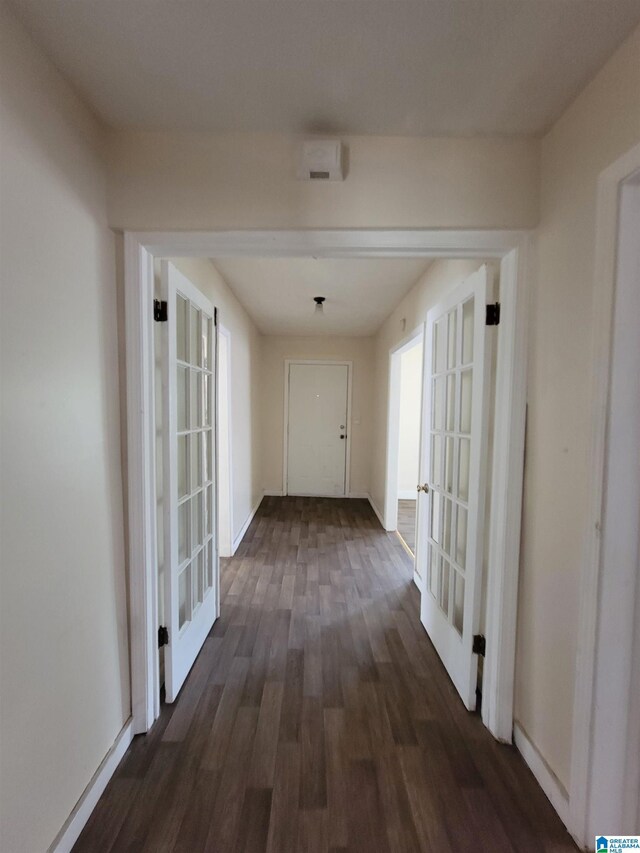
[217,329,232,556]
[370,260,485,518]
[0,5,129,852]
[168,259,264,544]
[260,336,374,497]
[106,131,539,231]
[396,344,423,497]
[516,21,640,792]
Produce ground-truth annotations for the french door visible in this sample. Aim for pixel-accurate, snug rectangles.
[161,261,218,702]
[415,265,492,710]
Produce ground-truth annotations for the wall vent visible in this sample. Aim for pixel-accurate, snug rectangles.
[297,139,345,181]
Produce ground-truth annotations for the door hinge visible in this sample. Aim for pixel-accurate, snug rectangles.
[154,299,168,322]
[485,302,500,326]
[214,306,218,326]
[158,625,169,648]
[472,634,486,657]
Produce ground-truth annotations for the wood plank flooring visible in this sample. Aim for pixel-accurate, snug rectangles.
[73,497,577,853]
[397,499,417,554]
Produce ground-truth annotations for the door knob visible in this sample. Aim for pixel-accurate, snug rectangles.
[417,483,430,493]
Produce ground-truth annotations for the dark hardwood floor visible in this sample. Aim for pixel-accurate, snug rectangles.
[73,497,576,853]
[397,498,417,554]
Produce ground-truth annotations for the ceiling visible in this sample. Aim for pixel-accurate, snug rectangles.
[212,257,432,336]
[10,1,640,137]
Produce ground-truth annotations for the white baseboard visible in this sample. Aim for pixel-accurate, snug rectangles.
[367,494,387,528]
[48,719,133,853]
[398,489,417,500]
[348,491,369,499]
[263,490,283,497]
[513,723,570,832]
[232,493,264,553]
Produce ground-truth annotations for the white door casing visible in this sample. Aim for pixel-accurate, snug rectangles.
[417,265,493,710]
[125,229,528,758]
[286,361,350,497]
[161,261,219,703]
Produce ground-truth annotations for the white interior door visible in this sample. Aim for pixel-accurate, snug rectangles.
[287,362,349,496]
[161,261,218,703]
[415,265,492,710]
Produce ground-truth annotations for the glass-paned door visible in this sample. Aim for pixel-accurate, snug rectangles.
[415,265,492,710]
[161,261,218,702]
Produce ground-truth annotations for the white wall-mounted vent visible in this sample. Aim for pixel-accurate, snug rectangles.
[297,139,344,181]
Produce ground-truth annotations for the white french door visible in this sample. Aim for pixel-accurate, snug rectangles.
[415,265,492,710]
[286,362,349,496]
[161,261,219,702]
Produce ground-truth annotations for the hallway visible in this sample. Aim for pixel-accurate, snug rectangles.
[73,497,576,853]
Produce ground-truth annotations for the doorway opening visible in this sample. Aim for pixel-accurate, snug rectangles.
[385,329,424,584]
[125,229,529,753]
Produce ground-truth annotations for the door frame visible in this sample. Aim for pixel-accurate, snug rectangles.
[283,358,353,497]
[217,323,234,557]
[569,142,640,848]
[124,228,530,743]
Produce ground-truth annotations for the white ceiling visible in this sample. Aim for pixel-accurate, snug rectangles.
[10,0,640,137]
[212,257,432,335]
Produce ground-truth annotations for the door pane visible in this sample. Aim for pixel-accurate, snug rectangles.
[429,549,439,600]
[458,438,470,501]
[445,374,456,432]
[177,435,188,499]
[200,430,213,483]
[434,317,447,374]
[447,310,457,369]
[431,491,441,545]
[453,572,465,635]
[179,565,190,628]
[440,560,450,615]
[194,549,204,606]
[205,484,214,536]
[190,369,200,429]
[177,366,187,431]
[462,297,474,365]
[192,492,203,552]
[432,377,445,430]
[443,498,452,556]
[444,436,454,494]
[202,317,211,369]
[189,304,198,365]
[191,433,203,490]
[456,505,467,570]
[202,374,210,426]
[176,295,188,363]
[178,501,190,564]
[431,434,442,488]
[206,538,214,590]
[460,369,472,434]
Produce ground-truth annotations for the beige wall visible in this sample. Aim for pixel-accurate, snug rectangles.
[515,21,640,791]
[370,260,485,518]
[169,259,264,541]
[106,131,539,231]
[261,337,375,497]
[0,6,129,852]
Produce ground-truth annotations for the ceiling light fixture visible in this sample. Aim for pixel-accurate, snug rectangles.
[313,296,326,315]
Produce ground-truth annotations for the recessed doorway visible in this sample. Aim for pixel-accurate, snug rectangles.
[385,329,424,585]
